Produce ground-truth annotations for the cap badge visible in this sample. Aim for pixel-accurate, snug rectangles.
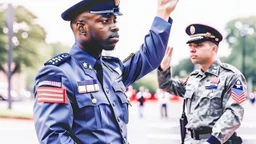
[190,25,195,35]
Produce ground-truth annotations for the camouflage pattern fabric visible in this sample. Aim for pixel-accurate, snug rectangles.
[157,59,247,144]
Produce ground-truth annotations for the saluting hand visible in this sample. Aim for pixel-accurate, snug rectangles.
[160,46,173,71]
[157,0,179,21]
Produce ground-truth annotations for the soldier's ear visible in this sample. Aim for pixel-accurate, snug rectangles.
[212,45,218,53]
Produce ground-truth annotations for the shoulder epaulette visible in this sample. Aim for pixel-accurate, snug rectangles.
[44,53,71,66]
[123,53,135,63]
[220,63,240,73]
[102,56,120,62]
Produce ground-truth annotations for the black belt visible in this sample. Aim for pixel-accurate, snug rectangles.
[188,127,212,140]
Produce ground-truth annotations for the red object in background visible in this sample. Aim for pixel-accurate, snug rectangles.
[130,93,180,102]
[130,92,137,101]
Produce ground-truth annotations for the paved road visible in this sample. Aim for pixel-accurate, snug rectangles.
[0,100,256,144]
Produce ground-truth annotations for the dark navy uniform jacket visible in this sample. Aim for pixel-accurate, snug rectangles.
[33,17,173,144]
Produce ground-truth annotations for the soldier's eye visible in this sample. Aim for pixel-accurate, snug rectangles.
[101,20,109,24]
[196,43,203,47]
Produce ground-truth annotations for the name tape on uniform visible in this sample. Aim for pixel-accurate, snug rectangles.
[38,75,62,88]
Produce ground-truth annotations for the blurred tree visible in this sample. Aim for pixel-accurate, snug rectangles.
[133,71,158,93]
[172,58,194,78]
[25,42,71,90]
[50,42,70,56]
[221,16,256,85]
[0,4,46,75]
[133,58,194,93]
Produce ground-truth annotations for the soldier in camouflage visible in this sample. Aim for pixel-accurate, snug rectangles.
[157,24,247,144]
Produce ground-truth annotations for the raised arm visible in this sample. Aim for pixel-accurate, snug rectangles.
[121,0,180,87]
[157,47,186,97]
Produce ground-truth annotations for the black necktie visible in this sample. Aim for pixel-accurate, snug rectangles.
[94,60,103,84]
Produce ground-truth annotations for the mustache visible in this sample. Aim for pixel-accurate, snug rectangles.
[109,33,119,39]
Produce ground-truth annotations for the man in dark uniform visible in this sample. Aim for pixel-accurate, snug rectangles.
[158,24,246,144]
[33,0,180,143]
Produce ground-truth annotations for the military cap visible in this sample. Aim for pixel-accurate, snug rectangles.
[61,0,122,21]
[185,24,223,45]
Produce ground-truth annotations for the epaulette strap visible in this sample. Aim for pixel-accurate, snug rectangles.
[44,53,71,66]
[123,53,135,63]
[102,56,120,62]
[220,63,238,73]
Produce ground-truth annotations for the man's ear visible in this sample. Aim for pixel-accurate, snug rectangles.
[79,27,86,35]
[212,44,218,53]
[76,22,87,35]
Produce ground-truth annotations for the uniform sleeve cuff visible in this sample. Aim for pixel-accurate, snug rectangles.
[151,17,172,33]
[207,135,221,144]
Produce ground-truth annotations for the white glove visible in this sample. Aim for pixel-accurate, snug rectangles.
[203,142,210,144]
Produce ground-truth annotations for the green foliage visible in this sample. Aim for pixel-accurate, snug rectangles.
[0,4,46,74]
[172,58,194,78]
[133,59,194,93]
[0,4,71,90]
[50,42,70,57]
[223,16,256,85]
[133,71,158,93]
[25,42,70,90]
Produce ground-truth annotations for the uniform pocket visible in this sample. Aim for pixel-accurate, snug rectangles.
[112,81,129,124]
[75,92,109,130]
[196,90,222,117]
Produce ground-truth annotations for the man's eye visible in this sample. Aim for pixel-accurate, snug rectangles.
[101,20,109,24]
[196,44,202,47]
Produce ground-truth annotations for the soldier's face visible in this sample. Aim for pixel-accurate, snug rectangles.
[188,41,215,64]
[86,14,119,51]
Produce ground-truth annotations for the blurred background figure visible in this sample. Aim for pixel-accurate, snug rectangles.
[156,88,170,118]
[249,91,255,105]
[136,86,146,118]
[144,88,152,99]
[126,85,136,99]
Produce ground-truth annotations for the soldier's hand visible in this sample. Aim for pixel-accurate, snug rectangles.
[160,46,173,71]
[157,0,179,21]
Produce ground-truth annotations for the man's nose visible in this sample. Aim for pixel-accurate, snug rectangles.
[189,46,196,53]
[110,24,119,32]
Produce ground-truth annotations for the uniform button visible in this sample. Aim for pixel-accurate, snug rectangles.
[92,98,97,104]
[106,88,109,93]
[120,128,123,133]
[112,101,116,107]
[117,117,121,122]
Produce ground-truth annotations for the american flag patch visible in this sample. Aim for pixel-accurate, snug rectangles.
[231,80,246,104]
[210,77,220,84]
[37,86,67,104]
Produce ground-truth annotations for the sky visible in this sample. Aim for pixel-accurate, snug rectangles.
[3,0,256,65]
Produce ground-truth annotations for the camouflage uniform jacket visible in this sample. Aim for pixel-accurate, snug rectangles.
[157,59,247,143]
